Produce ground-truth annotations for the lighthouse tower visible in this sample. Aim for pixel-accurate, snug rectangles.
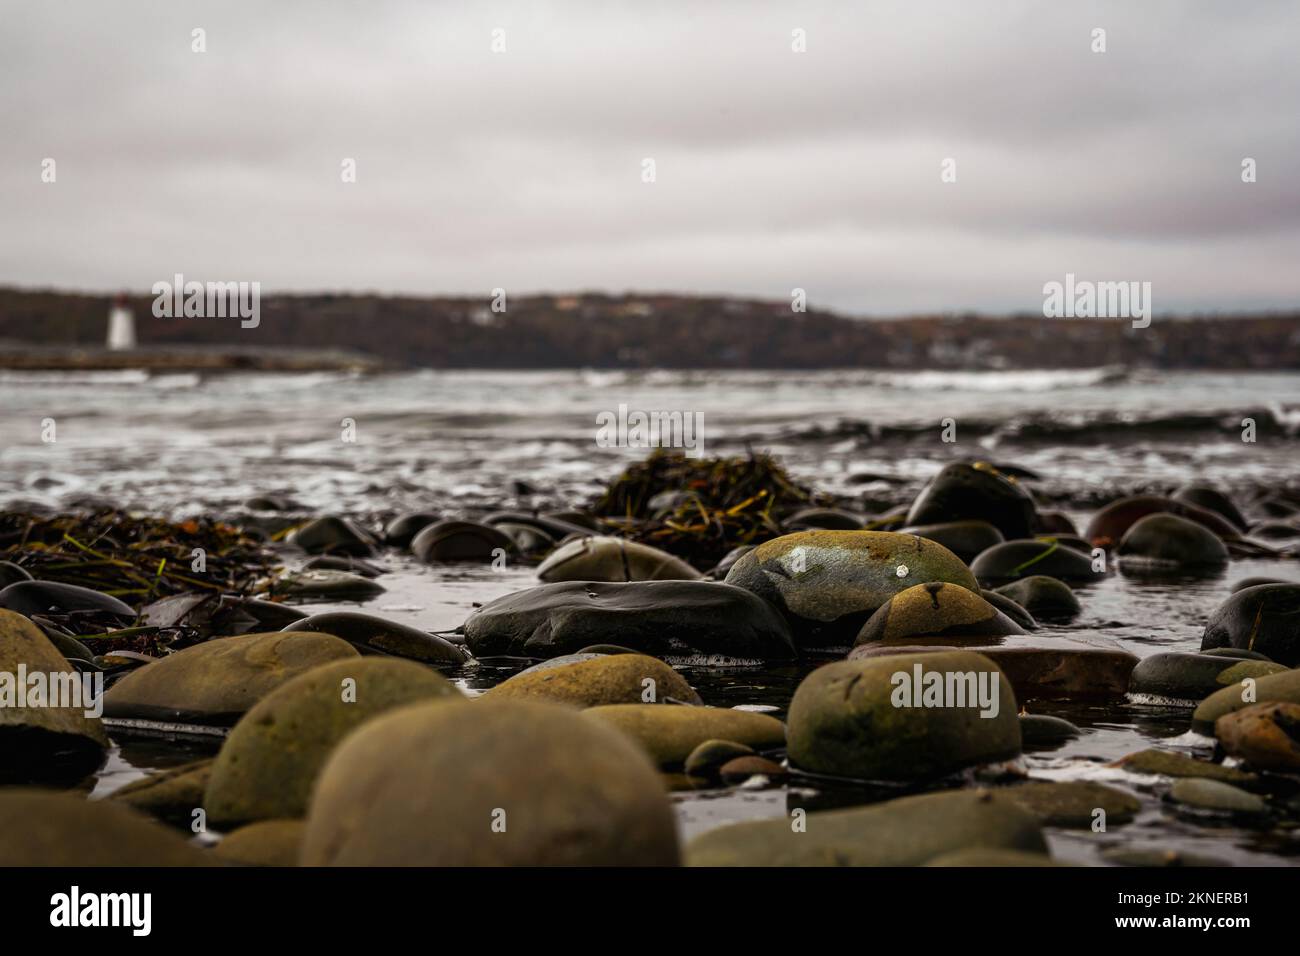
[106,293,136,351]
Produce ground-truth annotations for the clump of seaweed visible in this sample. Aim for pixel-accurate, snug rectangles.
[0,509,280,654]
[590,449,823,568]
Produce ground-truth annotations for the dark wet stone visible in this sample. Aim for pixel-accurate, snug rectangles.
[543,510,603,532]
[492,521,556,554]
[1259,497,1300,518]
[411,519,514,563]
[464,580,796,662]
[1037,533,1093,553]
[970,540,1099,584]
[1171,484,1248,532]
[45,630,95,664]
[0,561,33,587]
[288,515,376,556]
[244,494,302,512]
[584,704,785,766]
[981,589,1037,630]
[1231,576,1295,592]
[1128,651,1284,703]
[102,631,359,726]
[214,820,304,866]
[854,582,1024,644]
[686,789,1045,866]
[993,575,1081,621]
[485,652,701,706]
[0,790,217,866]
[1193,668,1300,732]
[684,739,755,777]
[1200,583,1300,666]
[0,580,135,618]
[899,520,1004,563]
[0,609,109,785]
[1084,495,1239,549]
[783,508,865,531]
[1250,521,1300,540]
[719,755,787,783]
[1169,779,1266,815]
[109,759,212,825]
[787,651,1020,781]
[382,511,441,548]
[905,462,1037,540]
[1001,781,1140,827]
[1034,511,1078,535]
[1118,513,1229,570]
[301,700,680,865]
[722,530,979,650]
[1018,713,1079,746]
[1113,749,1257,784]
[1215,702,1300,772]
[206,658,463,825]
[282,611,467,665]
[272,569,386,602]
[707,544,755,579]
[1200,647,1272,661]
[536,535,701,583]
[302,555,386,578]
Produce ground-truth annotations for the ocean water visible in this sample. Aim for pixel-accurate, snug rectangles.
[3,367,1299,864]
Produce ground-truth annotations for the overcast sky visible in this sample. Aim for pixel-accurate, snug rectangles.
[2,0,1297,315]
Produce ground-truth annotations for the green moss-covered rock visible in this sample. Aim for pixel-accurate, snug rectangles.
[301,700,680,866]
[683,739,755,777]
[1192,668,1300,733]
[583,704,785,767]
[993,576,1081,621]
[214,820,305,866]
[0,789,216,866]
[1200,584,1300,667]
[854,582,1024,644]
[1113,749,1258,785]
[485,653,700,707]
[1214,702,1300,772]
[787,652,1019,781]
[206,657,462,825]
[1169,779,1266,815]
[537,536,702,583]
[102,631,359,725]
[685,789,1045,866]
[905,462,1038,540]
[723,530,979,649]
[1000,781,1140,827]
[0,608,108,785]
[971,540,1099,585]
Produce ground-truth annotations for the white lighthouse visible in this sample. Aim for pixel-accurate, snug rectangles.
[106,293,136,350]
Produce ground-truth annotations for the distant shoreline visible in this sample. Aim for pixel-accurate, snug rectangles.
[0,344,382,373]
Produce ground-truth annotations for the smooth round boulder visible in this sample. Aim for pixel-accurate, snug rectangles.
[271,568,385,602]
[206,657,462,825]
[301,555,385,578]
[485,653,700,707]
[1117,513,1228,570]
[0,580,135,618]
[686,789,1045,867]
[1113,749,1258,785]
[684,739,755,778]
[109,759,212,825]
[1085,495,1239,549]
[1193,668,1300,733]
[301,700,680,866]
[722,530,979,650]
[1000,781,1140,827]
[993,576,1080,621]
[1018,713,1080,747]
[718,756,786,783]
[1171,484,1248,532]
[1214,702,1300,772]
[898,521,1004,564]
[0,789,215,866]
[0,561,33,587]
[1128,651,1286,703]
[905,462,1037,540]
[463,580,796,663]
[214,820,305,866]
[854,582,1024,644]
[782,508,865,531]
[536,535,702,583]
[583,704,785,767]
[787,651,1020,781]
[283,611,467,665]
[102,631,359,725]
[1200,584,1300,666]
[288,515,375,556]
[981,589,1037,630]
[0,609,109,785]
[382,511,440,548]
[411,519,514,563]
[1169,778,1266,815]
[970,540,1098,585]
